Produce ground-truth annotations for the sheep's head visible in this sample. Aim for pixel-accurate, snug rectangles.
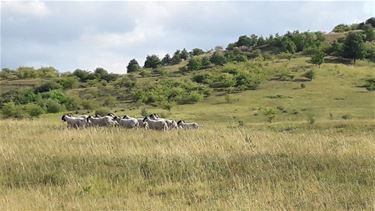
[107,113,115,117]
[143,116,150,122]
[177,120,182,125]
[123,115,130,119]
[61,114,67,121]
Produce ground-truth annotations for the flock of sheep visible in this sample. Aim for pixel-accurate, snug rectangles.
[61,113,199,130]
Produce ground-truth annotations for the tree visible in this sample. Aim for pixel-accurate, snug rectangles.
[161,54,172,65]
[342,32,366,63]
[187,58,202,71]
[94,67,109,80]
[210,52,227,66]
[180,48,189,60]
[171,50,182,64]
[332,24,351,32]
[311,49,325,67]
[127,59,141,72]
[281,37,296,53]
[144,55,161,68]
[192,48,204,56]
[365,17,375,28]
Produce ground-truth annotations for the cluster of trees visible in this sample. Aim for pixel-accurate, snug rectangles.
[127,48,205,73]
[332,17,375,32]
[0,67,59,80]
[328,30,375,63]
[227,31,326,55]
[191,62,266,91]
[0,84,80,118]
[130,79,211,108]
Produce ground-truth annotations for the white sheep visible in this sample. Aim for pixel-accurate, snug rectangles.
[113,116,139,128]
[87,115,118,127]
[177,120,199,129]
[61,114,88,128]
[143,116,168,131]
[149,114,178,129]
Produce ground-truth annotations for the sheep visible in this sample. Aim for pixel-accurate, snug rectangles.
[177,120,199,129]
[149,114,178,129]
[87,115,118,127]
[113,116,139,128]
[143,116,168,131]
[61,114,88,128]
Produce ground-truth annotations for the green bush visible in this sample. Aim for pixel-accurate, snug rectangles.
[95,108,111,117]
[35,81,62,93]
[303,70,315,80]
[81,100,99,110]
[46,100,65,113]
[210,73,236,88]
[24,103,44,118]
[1,102,18,118]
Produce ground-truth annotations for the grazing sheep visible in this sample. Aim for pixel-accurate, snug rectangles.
[149,114,178,129]
[143,116,168,131]
[177,120,199,129]
[87,115,118,127]
[61,114,88,128]
[113,116,139,128]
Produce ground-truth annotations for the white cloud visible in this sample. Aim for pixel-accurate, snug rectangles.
[1,1,374,73]
[2,1,49,17]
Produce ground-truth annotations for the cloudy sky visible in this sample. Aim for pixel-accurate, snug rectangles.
[1,1,374,73]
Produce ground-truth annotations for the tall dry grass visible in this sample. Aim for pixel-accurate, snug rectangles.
[0,119,374,210]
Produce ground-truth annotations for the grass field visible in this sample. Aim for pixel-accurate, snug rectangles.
[0,117,374,210]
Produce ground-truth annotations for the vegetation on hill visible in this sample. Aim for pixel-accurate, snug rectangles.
[0,17,374,119]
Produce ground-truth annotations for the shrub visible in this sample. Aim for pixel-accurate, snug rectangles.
[95,108,111,117]
[81,100,99,110]
[187,57,202,71]
[342,113,352,120]
[103,96,117,107]
[35,81,62,93]
[1,102,18,118]
[140,107,148,117]
[263,108,276,123]
[24,103,44,118]
[363,79,375,91]
[210,73,236,88]
[210,52,227,66]
[301,83,306,89]
[176,92,203,104]
[57,77,79,89]
[307,113,316,125]
[46,100,65,113]
[303,70,315,80]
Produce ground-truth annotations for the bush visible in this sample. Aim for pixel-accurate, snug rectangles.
[342,113,352,120]
[263,108,276,123]
[24,103,44,118]
[210,52,227,66]
[140,107,148,117]
[81,100,99,110]
[1,102,17,118]
[187,57,202,71]
[210,73,236,88]
[57,77,79,89]
[363,79,375,91]
[307,113,316,125]
[303,70,315,80]
[35,81,62,93]
[95,108,111,117]
[46,100,65,113]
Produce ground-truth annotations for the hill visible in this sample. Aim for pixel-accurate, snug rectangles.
[0,18,375,210]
